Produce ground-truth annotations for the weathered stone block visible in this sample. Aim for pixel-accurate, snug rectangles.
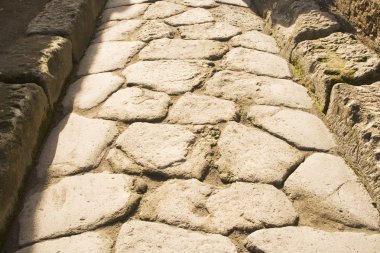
[0,35,72,106]
[327,82,380,212]
[0,82,49,240]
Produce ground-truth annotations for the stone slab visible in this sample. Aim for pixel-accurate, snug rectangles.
[19,173,143,245]
[140,180,298,234]
[167,93,237,124]
[231,30,279,54]
[216,122,304,185]
[136,21,176,42]
[179,22,241,41]
[205,70,313,109]
[97,87,170,122]
[166,0,217,7]
[224,47,291,78]
[216,0,251,7]
[123,60,211,94]
[248,106,336,151]
[139,39,228,60]
[78,41,145,75]
[245,226,380,253]
[143,1,187,19]
[165,8,214,26]
[93,20,145,42]
[37,113,118,178]
[62,72,124,111]
[327,82,380,212]
[115,220,237,253]
[0,35,72,106]
[102,4,150,22]
[105,0,152,9]
[0,83,48,239]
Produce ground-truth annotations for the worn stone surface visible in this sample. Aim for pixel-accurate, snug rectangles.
[16,231,113,253]
[231,30,279,54]
[136,21,176,42]
[139,39,228,60]
[78,41,145,75]
[140,180,298,234]
[216,0,251,7]
[210,5,264,31]
[284,153,380,230]
[166,0,217,7]
[167,93,237,124]
[143,1,187,19]
[224,47,291,78]
[0,83,48,240]
[248,106,336,151]
[19,173,143,245]
[62,72,124,111]
[102,4,150,22]
[205,70,313,109]
[245,226,380,253]
[0,35,72,105]
[327,82,380,212]
[165,8,214,26]
[115,220,237,253]
[37,113,118,178]
[292,32,380,110]
[97,87,170,122]
[123,60,210,94]
[179,22,241,41]
[93,20,145,42]
[105,0,152,9]
[216,122,304,185]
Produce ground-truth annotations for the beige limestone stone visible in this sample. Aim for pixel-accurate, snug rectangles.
[93,20,145,42]
[106,148,137,173]
[106,0,152,9]
[165,8,214,26]
[136,21,176,42]
[143,1,187,19]
[179,22,241,40]
[216,0,251,7]
[102,4,150,22]
[166,0,217,7]
[231,30,279,54]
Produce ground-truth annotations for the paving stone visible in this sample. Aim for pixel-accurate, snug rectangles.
[245,226,380,253]
[102,4,150,22]
[62,72,124,111]
[37,113,118,177]
[292,32,380,110]
[224,47,291,78]
[93,20,145,42]
[140,179,298,234]
[231,30,279,54]
[143,1,187,19]
[210,5,264,31]
[284,153,380,230]
[139,39,228,60]
[19,173,143,245]
[166,0,217,7]
[106,0,152,9]
[216,122,304,184]
[165,8,214,26]
[167,93,237,124]
[179,22,241,41]
[248,106,336,151]
[106,148,136,173]
[205,70,313,109]
[97,87,170,122]
[216,0,252,7]
[115,220,237,253]
[136,21,176,42]
[16,231,113,253]
[78,41,145,75]
[123,60,210,94]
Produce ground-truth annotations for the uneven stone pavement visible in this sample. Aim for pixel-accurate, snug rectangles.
[6,0,380,252]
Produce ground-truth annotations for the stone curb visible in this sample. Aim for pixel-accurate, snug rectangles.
[0,0,107,243]
[252,0,380,212]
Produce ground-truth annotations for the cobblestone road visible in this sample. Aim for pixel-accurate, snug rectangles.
[9,0,380,252]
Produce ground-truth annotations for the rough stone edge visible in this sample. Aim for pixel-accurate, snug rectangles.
[0,0,107,246]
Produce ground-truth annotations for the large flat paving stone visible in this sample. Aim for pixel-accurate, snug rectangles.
[166,0,217,7]
[136,20,176,42]
[102,4,150,22]
[167,93,237,124]
[123,60,211,94]
[16,231,113,253]
[140,180,298,234]
[216,122,304,185]
[115,220,237,253]
[284,153,380,230]
[224,47,291,78]
[93,20,145,42]
[78,41,145,75]
[97,87,170,122]
[231,31,279,54]
[105,0,152,9]
[37,113,118,177]
[248,106,336,151]
[165,8,214,26]
[205,70,313,109]
[19,173,144,245]
[245,226,380,253]
[62,72,124,111]
[143,1,187,19]
[179,22,241,41]
[139,39,228,60]
[216,0,252,7]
